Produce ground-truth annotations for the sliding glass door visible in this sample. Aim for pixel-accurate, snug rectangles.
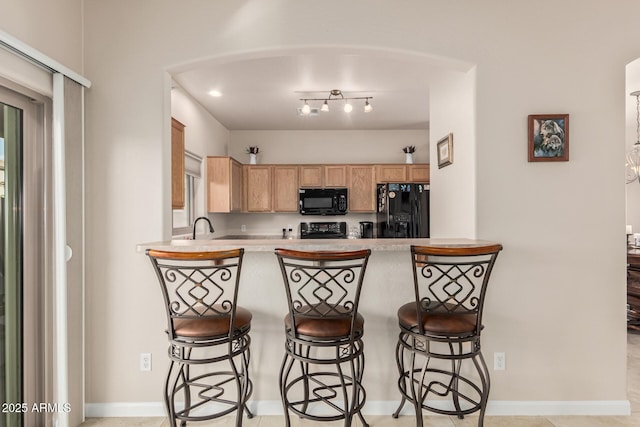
[1,97,24,427]
[0,84,46,427]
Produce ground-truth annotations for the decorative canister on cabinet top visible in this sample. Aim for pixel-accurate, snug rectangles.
[247,146,260,164]
[402,145,415,164]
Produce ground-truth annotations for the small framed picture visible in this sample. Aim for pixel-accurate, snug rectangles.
[437,133,453,168]
[528,114,569,162]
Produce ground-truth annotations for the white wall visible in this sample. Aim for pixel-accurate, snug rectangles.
[0,0,83,72]
[74,0,634,411]
[229,130,429,165]
[171,85,231,235]
[429,67,476,238]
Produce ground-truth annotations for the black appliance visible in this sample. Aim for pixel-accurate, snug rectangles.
[299,188,348,215]
[377,183,430,238]
[360,221,374,238]
[300,221,348,239]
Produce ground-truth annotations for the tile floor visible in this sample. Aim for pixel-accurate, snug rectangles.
[81,333,640,426]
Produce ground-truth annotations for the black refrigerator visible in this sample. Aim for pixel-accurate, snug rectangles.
[376,183,430,238]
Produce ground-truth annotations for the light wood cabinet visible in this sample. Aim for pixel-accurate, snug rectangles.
[324,165,349,187]
[209,160,428,214]
[207,156,243,213]
[376,164,407,183]
[408,164,430,183]
[299,165,323,187]
[273,166,299,212]
[348,165,376,212]
[171,118,185,209]
[244,166,272,212]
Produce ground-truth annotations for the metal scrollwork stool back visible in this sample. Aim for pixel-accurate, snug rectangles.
[146,249,253,427]
[274,248,371,427]
[392,244,502,427]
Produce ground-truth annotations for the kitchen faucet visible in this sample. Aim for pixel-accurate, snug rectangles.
[192,216,214,240]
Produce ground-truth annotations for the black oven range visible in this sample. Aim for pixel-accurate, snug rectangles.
[300,221,347,239]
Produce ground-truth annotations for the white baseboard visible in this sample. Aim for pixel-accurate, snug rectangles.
[85,399,631,418]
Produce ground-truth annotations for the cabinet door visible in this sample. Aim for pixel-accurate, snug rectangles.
[408,164,430,183]
[324,165,348,187]
[244,166,272,212]
[207,157,230,212]
[376,164,407,183]
[349,165,376,212]
[230,159,243,211]
[207,157,243,213]
[299,165,323,187]
[273,166,299,212]
[171,118,185,209]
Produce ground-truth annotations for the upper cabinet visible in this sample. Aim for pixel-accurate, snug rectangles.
[171,118,185,209]
[205,157,428,214]
[375,164,430,183]
[408,164,430,183]
[207,156,243,213]
[324,165,349,187]
[299,165,324,187]
[273,166,299,212]
[348,165,376,212]
[376,164,407,183]
[244,165,273,212]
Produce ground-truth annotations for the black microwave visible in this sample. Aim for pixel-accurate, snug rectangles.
[299,188,348,215]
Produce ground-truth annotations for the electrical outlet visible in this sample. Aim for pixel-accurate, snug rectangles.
[494,352,505,371]
[241,224,246,232]
[140,353,152,372]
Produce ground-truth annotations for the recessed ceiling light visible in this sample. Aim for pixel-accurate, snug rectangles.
[208,90,222,97]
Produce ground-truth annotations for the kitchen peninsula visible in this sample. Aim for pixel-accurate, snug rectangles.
[137,236,500,414]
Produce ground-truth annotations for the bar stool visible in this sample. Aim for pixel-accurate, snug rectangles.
[392,243,502,427]
[146,249,253,427]
[274,248,371,427]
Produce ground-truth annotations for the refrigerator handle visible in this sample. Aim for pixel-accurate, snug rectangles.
[415,196,421,237]
[383,185,390,229]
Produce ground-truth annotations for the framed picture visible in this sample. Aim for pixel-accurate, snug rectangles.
[437,133,453,168]
[528,114,569,162]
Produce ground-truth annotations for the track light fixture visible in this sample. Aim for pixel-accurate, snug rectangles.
[299,89,373,115]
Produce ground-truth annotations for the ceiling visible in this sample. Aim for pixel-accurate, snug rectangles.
[171,51,437,131]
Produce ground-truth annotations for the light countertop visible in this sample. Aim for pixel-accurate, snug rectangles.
[136,236,499,252]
